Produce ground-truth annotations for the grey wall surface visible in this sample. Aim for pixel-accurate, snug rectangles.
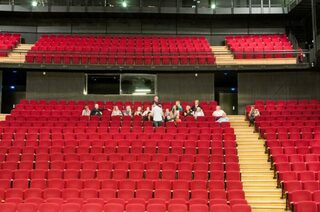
[26,72,215,102]
[0,14,287,45]
[238,71,320,114]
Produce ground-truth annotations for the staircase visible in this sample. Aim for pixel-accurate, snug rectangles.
[0,44,33,64]
[0,114,7,121]
[229,115,287,212]
[211,46,297,66]
[211,46,236,65]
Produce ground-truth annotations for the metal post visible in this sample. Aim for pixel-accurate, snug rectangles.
[311,0,318,66]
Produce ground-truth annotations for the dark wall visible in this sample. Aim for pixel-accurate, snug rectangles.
[238,71,320,114]
[26,72,215,102]
[0,13,287,45]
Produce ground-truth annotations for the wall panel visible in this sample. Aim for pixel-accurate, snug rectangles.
[26,72,215,103]
[238,71,320,114]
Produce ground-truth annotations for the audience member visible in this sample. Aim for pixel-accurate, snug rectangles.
[248,105,260,126]
[123,105,132,116]
[142,106,151,121]
[172,107,181,122]
[151,103,164,127]
[134,106,143,116]
[164,108,173,122]
[111,105,122,116]
[172,100,183,114]
[213,105,229,123]
[184,105,193,117]
[90,104,103,116]
[82,105,91,116]
[191,100,201,112]
[194,106,204,118]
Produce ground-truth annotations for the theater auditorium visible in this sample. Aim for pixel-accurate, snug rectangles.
[0,0,319,211]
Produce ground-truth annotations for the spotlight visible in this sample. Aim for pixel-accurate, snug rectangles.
[211,3,216,9]
[122,1,127,8]
[10,85,15,90]
[31,0,38,7]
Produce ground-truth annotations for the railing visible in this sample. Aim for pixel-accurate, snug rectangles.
[0,0,290,10]
[0,48,312,66]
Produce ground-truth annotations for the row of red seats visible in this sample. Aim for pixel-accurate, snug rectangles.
[0,126,234,134]
[25,54,216,65]
[1,121,230,128]
[267,140,320,149]
[0,152,238,162]
[265,132,319,140]
[226,34,294,59]
[0,168,239,182]
[0,33,20,56]
[0,187,245,202]
[270,146,320,156]
[0,202,251,212]
[0,179,241,191]
[255,99,320,106]
[18,99,217,105]
[0,160,239,172]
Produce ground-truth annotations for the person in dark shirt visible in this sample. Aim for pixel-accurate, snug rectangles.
[191,100,201,112]
[90,103,103,116]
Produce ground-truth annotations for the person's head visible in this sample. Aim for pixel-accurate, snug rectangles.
[126,105,131,111]
[216,105,221,111]
[94,104,99,109]
[154,96,159,102]
[165,108,170,113]
[186,105,191,111]
[113,105,119,111]
[175,101,180,106]
[137,106,142,112]
[84,105,89,110]
[195,100,199,106]
[146,106,150,111]
[196,107,202,112]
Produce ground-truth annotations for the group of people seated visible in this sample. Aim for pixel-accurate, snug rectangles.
[81,96,230,127]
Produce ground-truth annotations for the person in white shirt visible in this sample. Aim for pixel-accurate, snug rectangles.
[151,104,164,127]
[111,105,123,116]
[194,106,204,119]
[212,105,229,123]
[81,105,91,116]
[142,106,151,121]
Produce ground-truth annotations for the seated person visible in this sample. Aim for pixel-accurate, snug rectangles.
[184,105,193,117]
[172,100,183,114]
[193,106,204,118]
[164,108,173,122]
[90,104,103,116]
[82,105,91,116]
[191,100,201,112]
[248,105,260,126]
[123,105,132,116]
[134,106,143,116]
[213,106,229,123]
[111,105,123,116]
[142,106,151,121]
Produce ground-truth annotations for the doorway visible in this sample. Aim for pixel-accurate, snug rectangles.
[214,71,238,115]
[1,69,26,113]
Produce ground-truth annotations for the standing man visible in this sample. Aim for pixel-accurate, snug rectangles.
[151,103,164,127]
